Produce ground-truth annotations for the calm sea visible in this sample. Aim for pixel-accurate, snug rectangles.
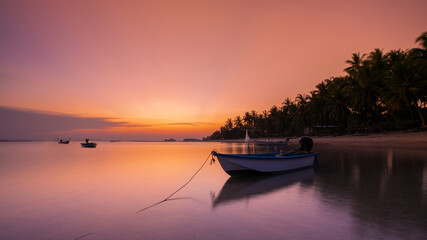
[0,141,426,240]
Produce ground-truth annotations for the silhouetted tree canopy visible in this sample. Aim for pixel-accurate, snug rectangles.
[207,32,427,140]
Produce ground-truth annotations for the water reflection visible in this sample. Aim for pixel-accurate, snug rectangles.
[212,145,427,239]
[314,147,427,239]
[0,142,426,240]
[212,168,314,208]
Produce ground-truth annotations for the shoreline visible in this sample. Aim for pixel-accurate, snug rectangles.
[211,131,427,149]
[1,131,426,149]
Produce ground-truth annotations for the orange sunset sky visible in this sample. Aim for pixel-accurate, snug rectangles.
[1,0,427,140]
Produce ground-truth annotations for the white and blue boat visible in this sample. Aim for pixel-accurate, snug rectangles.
[212,137,318,175]
[212,151,318,175]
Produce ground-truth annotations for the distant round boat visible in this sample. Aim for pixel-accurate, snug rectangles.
[58,140,70,144]
[212,151,318,176]
[81,141,97,148]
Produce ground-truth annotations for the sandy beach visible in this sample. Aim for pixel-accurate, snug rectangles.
[215,131,427,149]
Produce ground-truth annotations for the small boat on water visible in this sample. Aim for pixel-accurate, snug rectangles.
[254,139,289,146]
[81,142,97,148]
[81,139,97,148]
[212,137,318,175]
[57,138,70,144]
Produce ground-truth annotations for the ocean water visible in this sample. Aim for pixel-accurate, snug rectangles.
[0,141,426,240]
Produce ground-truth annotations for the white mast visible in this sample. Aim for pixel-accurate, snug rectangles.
[245,129,250,143]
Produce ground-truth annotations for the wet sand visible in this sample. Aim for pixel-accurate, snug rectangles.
[214,131,427,149]
[311,131,427,149]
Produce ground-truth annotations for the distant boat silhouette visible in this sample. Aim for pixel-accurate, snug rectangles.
[212,169,314,208]
[57,138,70,144]
[81,139,97,148]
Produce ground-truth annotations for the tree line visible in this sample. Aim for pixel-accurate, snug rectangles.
[206,32,427,140]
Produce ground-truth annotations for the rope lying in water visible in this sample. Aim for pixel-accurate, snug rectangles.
[74,152,214,240]
[137,152,214,212]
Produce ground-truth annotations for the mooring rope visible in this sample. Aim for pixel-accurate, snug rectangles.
[74,152,214,240]
[138,151,214,212]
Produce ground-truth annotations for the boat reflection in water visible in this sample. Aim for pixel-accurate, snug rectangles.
[212,168,314,208]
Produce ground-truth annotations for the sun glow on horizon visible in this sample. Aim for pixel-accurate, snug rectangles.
[1,0,426,140]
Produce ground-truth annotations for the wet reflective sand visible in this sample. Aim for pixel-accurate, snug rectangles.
[0,142,426,239]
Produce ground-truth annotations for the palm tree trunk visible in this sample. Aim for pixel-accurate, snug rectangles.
[416,105,426,130]
[391,112,400,131]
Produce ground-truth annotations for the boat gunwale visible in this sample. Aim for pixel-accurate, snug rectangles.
[214,152,318,160]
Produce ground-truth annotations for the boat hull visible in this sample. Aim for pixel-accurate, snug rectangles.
[213,152,318,175]
[81,143,97,148]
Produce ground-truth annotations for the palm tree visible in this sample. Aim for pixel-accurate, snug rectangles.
[346,49,388,131]
[345,52,366,76]
[294,94,310,134]
[328,77,350,130]
[250,110,259,131]
[261,110,270,137]
[225,118,233,130]
[250,110,258,122]
[412,31,427,108]
[234,116,243,129]
[415,31,427,51]
[311,81,331,126]
[269,105,281,135]
[381,50,427,129]
[243,112,252,128]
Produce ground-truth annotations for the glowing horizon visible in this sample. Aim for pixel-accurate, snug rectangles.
[1,0,426,140]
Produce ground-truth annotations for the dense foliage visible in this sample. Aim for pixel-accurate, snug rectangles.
[206,32,427,140]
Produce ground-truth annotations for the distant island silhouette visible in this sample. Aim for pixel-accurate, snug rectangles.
[164,138,176,142]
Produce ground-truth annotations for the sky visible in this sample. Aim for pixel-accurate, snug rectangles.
[1,0,426,140]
